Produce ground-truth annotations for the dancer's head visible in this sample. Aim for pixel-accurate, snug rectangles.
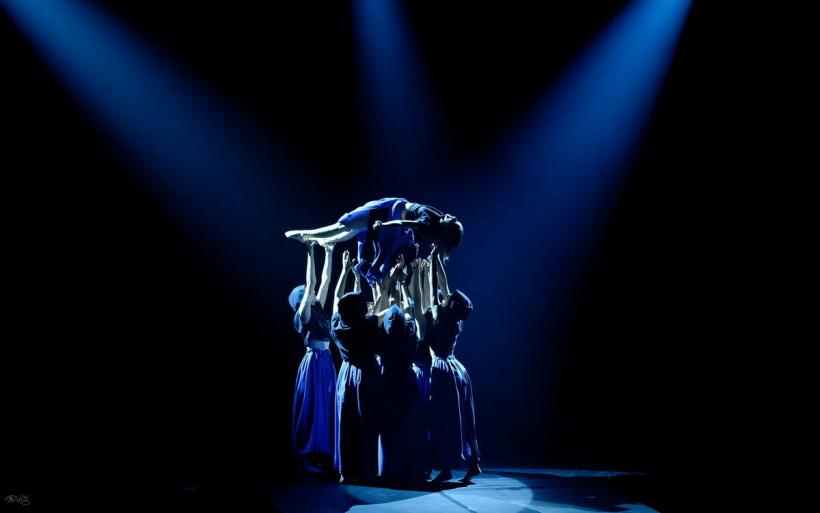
[440,214,464,260]
[382,304,406,337]
[288,284,307,312]
[337,291,368,324]
[382,304,416,364]
[446,289,473,321]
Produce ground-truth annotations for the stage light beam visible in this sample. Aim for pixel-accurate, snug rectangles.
[353,0,443,181]
[426,0,691,426]
[1,0,306,301]
[451,0,692,319]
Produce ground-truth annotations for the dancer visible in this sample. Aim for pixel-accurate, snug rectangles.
[410,257,433,394]
[289,242,336,472]
[285,198,463,286]
[332,290,382,483]
[408,257,433,478]
[423,246,481,483]
[377,303,427,484]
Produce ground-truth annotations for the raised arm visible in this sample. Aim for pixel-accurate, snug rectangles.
[434,249,451,300]
[315,242,335,308]
[353,261,362,293]
[370,282,381,303]
[409,258,428,340]
[409,260,423,309]
[389,254,407,308]
[372,276,394,315]
[429,245,441,322]
[297,242,317,324]
[333,250,353,314]
[418,258,431,314]
[372,283,392,328]
[373,219,424,231]
[400,280,413,314]
[373,255,404,325]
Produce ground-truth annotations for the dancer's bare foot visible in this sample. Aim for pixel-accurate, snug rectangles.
[285,230,306,242]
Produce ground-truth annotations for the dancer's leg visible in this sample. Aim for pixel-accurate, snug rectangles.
[285,222,347,242]
[314,229,356,245]
[286,214,370,243]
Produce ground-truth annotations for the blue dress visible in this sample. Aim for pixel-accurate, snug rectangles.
[426,310,481,469]
[377,306,427,481]
[291,293,337,457]
[411,339,433,474]
[332,294,381,479]
[337,198,419,286]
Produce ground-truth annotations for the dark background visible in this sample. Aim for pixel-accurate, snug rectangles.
[2,0,737,503]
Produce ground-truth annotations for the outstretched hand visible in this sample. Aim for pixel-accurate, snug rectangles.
[389,254,405,280]
[341,250,351,270]
[418,258,429,273]
[427,244,439,267]
[306,240,317,253]
[372,220,383,231]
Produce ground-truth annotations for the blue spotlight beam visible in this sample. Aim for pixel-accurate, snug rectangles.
[425,0,691,389]
[353,0,443,182]
[467,0,691,300]
[498,0,692,184]
[2,0,308,301]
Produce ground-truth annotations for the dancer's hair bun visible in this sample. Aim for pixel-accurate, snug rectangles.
[337,291,368,322]
[288,284,306,312]
[448,289,473,321]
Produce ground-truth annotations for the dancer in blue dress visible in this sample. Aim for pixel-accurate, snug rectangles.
[422,246,481,483]
[331,290,383,483]
[284,198,463,286]
[376,274,427,483]
[289,241,337,472]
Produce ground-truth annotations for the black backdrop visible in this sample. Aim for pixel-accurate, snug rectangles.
[2,0,737,499]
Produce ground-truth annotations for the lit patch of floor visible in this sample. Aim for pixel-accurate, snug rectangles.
[482,467,645,478]
[266,468,660,513]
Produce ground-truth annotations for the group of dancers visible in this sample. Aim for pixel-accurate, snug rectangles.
[285,198,480,485]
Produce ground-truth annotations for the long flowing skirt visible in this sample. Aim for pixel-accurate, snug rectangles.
[292,348,336,455]
[378,367,428,481]
[413,361,432,405]
[412,361,432,474]
[429,355,481,469]
[334,361,380,478]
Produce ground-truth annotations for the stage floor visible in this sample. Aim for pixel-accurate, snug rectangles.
[259,467,660,513]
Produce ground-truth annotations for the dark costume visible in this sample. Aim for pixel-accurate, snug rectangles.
[336,198,450,285]
[331,292,381,479]
[377,305,427,481]
[427,291,481,470]
[289,285,336,456]
[412,338,433,476]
